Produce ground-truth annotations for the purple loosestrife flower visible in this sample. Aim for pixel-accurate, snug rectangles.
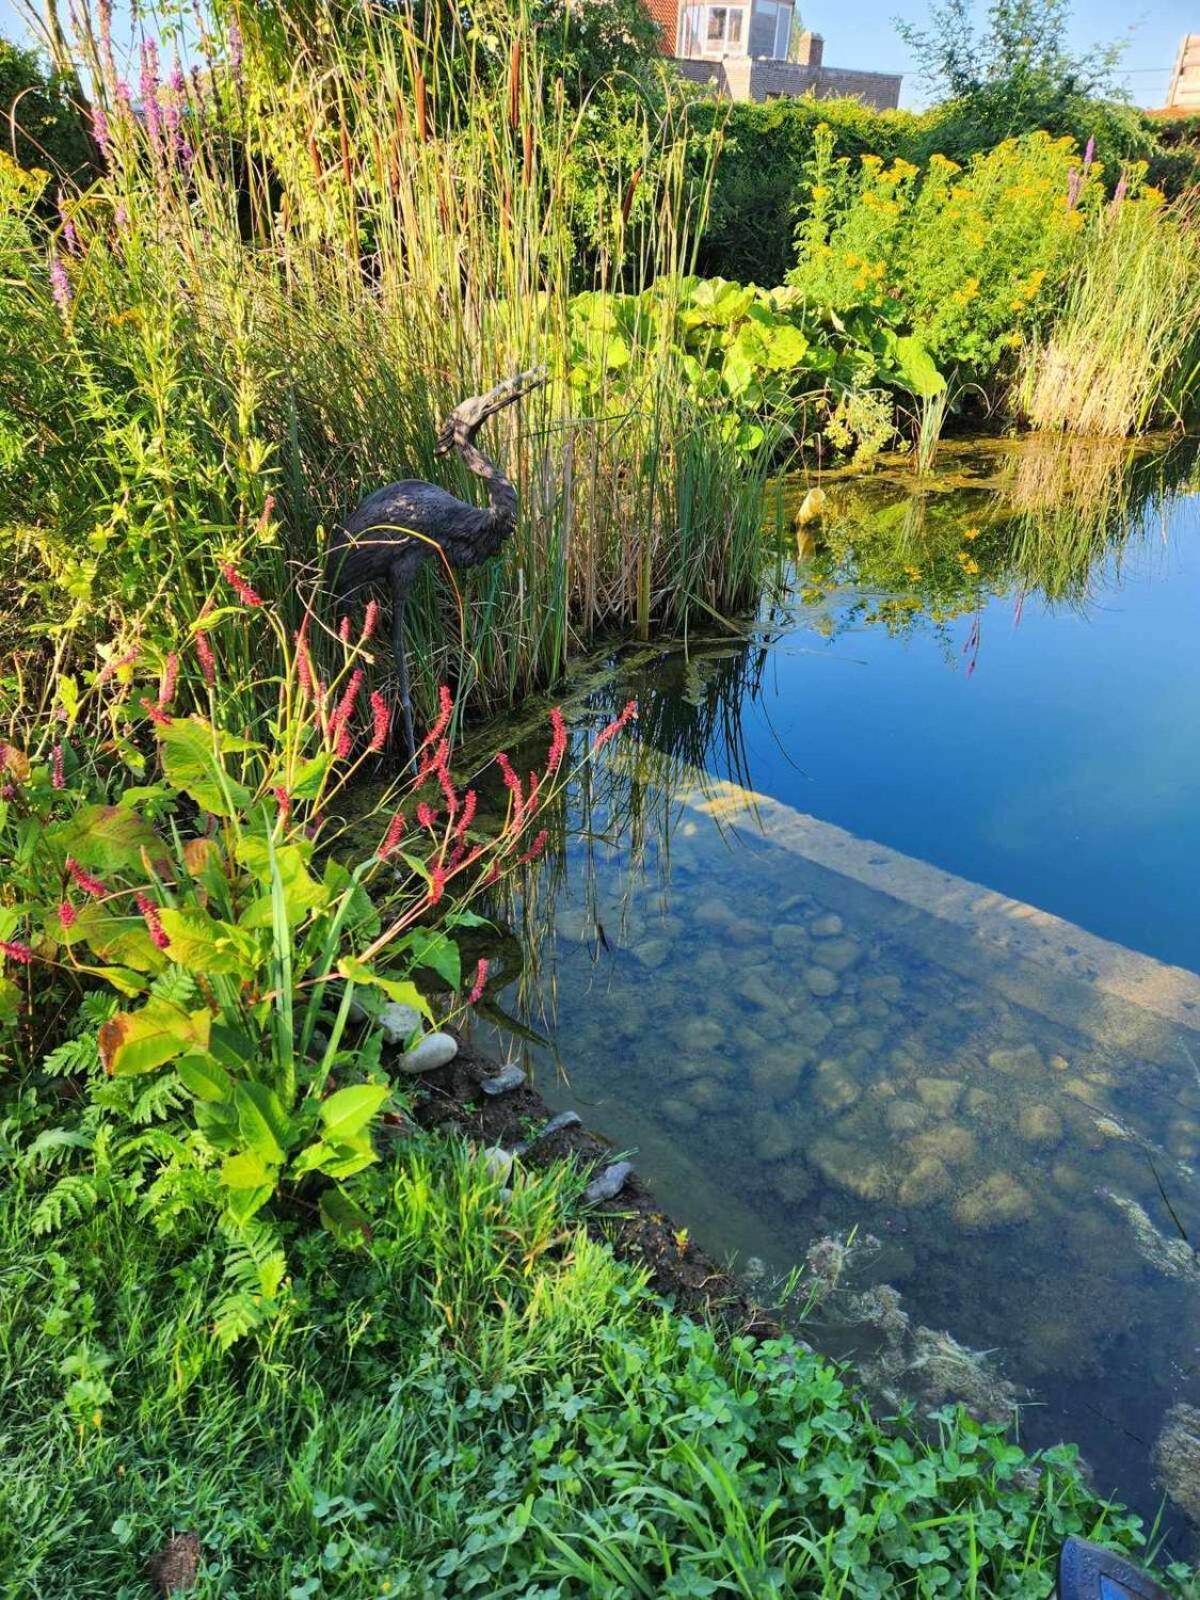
[49,255,71,315]
[57,193,79,254]
[1113,168,1128,206]
[140,39,162,153]
[1083,135,1095,168]
[228,20,243,89]
[91,101,110,159]
[165,57,185,157]
[98,0,115,81]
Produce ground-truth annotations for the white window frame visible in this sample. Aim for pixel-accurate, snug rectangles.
[683,3,746,56]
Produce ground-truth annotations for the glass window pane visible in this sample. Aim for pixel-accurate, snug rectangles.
[728,9,743,42]
[707,7,727,40]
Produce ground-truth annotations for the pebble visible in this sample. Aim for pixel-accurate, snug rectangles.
[810,936,862,974]
[585,1161,633,1203]
[814,1059,859,1113]
[750,1058,806,1100]
[480,1065,526,1097]
[481,1146,514,1182]
[680,1017,726,1052]
[809,1136,893,1201]
[804,966,840,998]
[830,1004,860,1029]
[808,913,845,939]
[986,1045,1044,1079]
[379,1001,423,1046]
[771,924,810,953]
[884,1098,928,1136]
[909,1123,978,1167]
[397,1030,458,1074]
[737,972,778,1009]
[515,1109,581,1155]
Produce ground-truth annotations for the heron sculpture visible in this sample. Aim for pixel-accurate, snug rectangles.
[327,367,548,761]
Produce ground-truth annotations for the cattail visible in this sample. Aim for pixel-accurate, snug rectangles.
[51,744,65,790]
[0,939,33,965]
[415,73,427,142]
[140,697,172,727]
[135,892,170,950]
[508,40,521,130]
[158,652,178,708]
[339,121,352,188]
[369,691,390,753]
[308,133,323,184]
[468,958,488,1005]
[523,122,534,188]
[220,562,262,606]
[620,169,642,228]
[547,707,567,774]
[67,858,107,897]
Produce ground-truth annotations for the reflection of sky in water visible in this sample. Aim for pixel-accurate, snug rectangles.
[479,439,1200,1551]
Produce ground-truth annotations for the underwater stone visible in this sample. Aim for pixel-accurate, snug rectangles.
[728,918,764,946]
[909,1123,978,1167]
[986,1045,1044,1080]
[804,966,840,998]
[860,997,892,1021]
[397,1031,459,1075]
[1048,1053,1070,1072]
[830,1003,860,1030]
[680,1017,726,1053]
[898,1154,952,1209]
[771,923,810,953]
[752,1110,800,1162]
[811,936,862,974]
[861,974,903,1002]
[661,1097,700,1129]
[953,1172,1035,1231]
[736,972,778,1010]
[1050,1161,1085,1193]
[814,1059,860,1113]
[750,1057,806,1101]
[1016,1103,1064,1147]
[480,1065,526,1097]
[378,1001,423,1046]
[633,938,671,970]
[695,898,736,930]
[673,1054,720,1081]
[963,1088,1001,1125]
[685,1076,727,1111]
[808,913,845,939]
[792,1010,834,1051]
[884,1099,929,1136]
[773,1164,816,1204]
[809,1136,894,1202]
[1154,1404,1200,1524]
[585,1161,633,1203]
[914,1078,964,1118]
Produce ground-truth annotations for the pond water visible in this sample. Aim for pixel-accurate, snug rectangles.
[474,435,1200,1551]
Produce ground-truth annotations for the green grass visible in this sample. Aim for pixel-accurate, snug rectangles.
[0,1112,1183,1599]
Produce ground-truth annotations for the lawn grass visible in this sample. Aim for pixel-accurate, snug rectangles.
[1,1116,1180,1599]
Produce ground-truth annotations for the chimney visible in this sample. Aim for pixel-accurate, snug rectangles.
[794,30,824,66]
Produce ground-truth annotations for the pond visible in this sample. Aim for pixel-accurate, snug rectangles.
[473,434,1200,1552]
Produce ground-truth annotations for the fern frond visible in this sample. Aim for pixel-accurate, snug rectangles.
[20,1127,93,1174]
[31,1175,99,1236]
[149,967,198,1007]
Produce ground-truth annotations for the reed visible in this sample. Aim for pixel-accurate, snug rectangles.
[1016,192,1200,436]
[2,0,768,729]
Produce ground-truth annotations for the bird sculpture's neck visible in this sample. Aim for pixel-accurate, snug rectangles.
[456,433,518,537]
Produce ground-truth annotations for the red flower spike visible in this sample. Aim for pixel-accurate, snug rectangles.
[194,628,216,687]
[416,800,439,831]
[378,810,406,858]
[331,669,363,736]
[368,691,390,753]
[427,865,448,905]
[468,957,489,1005]
[51,743,65,790]
[135,893,170,951]
[220,562,263,607]
[361,600,379,642]
[593,698,638,752]
[140,697,173,728]
[273,786,291,820]
[0,938,33,964]
[454,789,477,838]
[67,858,107,897]
[547,706,567,773]
[338,615,352,644]
[158,651,178,708]
[58,900,78,929]
[518,828,549,866]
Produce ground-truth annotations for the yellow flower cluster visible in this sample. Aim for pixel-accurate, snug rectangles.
[951,277,979,306]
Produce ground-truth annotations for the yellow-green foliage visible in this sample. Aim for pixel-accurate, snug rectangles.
[791,129,1110,380]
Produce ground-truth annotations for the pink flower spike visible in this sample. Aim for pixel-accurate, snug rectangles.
[335,723,353,759]
[331,668,363,735]
[468,957,489,1005]
[256,494,276,536]
[518,828,550,866]
[593,698,638,753]
[97,645,139,685]
[52,743,65,790]
[418,684,453,752]
[0,939,33,965]
[338,615,352,643]
[416,800,439,830]
[67,858,107,897]
[158,651,178,708]
[369,691,390,753]
[426,865,448,906]
[135,892,170,951]
[273,786,291,820]
[378,809,406,859]
[219,562,263,607]
[58,900,78,929]
[194,627,216,686]
[140,697,173,728]
[454,789,477,838]
[360,600,379,642]
[547,706,567,773]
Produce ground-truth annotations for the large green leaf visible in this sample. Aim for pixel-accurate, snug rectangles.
[49,804,162,872]
[233,1081,292,1164]
[176,1051,234,1103]
[292,1136,377,1180]
[98,997,211,1076]
[157,717,253,816]
[892,335,947,398]
[65,905,170,975]
[237,838,328,927]
[337,958,432,1020]
[319,1083,390,1142]
[402,929,461,989]
[319,1186,373,1245]
[157,907,260,975]
[220,1148,277,1190]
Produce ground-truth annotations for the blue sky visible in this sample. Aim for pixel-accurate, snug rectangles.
[0,0,1191,108]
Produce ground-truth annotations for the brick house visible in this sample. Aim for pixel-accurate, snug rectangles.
[644,0,902,109]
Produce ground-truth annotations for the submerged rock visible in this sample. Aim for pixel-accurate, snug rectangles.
[771,923,810,954]
[736,971,778,1010]
[811,936,862,974]
[752,1110,800,1162]
[1101,1191,1200,1284]
[397,1031,458,1075]
[914,1078,964,1118]
[909,1123,978,1168]
[986,1045,1044,1080]
[793,1010,834,1051]
[773,1164,815,1205]
[1016,1103,1063,1147]
[898,1155,952,1209]
[750,1057,806,1101]
[480,1065,526,1097]
[585,1160,633,1203]
[660,1095,700,1129]
[809,1136,894,1201]
[953,1172,1035,1231]
[813,1059,860,1113]
[804,966,840,999]
[1154,1403,1200,1524]
[808,912,845,939]
[962,1088,1001,1126]
[680,1016,726,1053]
[884,1099,929,1136]
[685,1076,728,1112]
[632,937,671,970]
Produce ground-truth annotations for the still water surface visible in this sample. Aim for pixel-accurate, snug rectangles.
[479,436,1200,1547]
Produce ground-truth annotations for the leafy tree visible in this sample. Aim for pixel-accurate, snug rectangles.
[0,38,94,181]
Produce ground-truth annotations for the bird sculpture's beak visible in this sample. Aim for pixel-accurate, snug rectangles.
[435,367,548,454]
[480,365,549,419]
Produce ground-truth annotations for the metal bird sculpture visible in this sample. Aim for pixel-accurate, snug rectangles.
[327,367,547,761]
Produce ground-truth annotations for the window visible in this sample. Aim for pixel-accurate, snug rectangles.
[703,4,745,50]
[706,7,727,40]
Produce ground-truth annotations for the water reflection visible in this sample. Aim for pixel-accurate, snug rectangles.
[469,434,1200,1550]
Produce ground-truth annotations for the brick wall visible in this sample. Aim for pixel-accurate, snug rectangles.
[644,0,679,56]
[675,56,901,110]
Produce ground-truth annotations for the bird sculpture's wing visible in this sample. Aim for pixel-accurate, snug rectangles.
[330,480,490,598]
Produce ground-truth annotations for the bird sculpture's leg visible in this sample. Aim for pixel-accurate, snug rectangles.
[390,566,417,768]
